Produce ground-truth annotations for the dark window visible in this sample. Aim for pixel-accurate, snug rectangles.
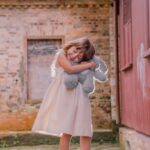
[121,0,133,71]
[123,0,131,24]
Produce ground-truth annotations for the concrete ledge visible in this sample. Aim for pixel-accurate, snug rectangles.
[0,130,118,148]
[119,127,150,150]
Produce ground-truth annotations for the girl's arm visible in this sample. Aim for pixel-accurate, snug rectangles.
[57,53,96,73]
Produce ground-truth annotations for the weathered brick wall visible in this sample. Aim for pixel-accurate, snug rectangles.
[0,0,115,131]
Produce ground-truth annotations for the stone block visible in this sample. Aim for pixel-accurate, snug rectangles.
[119,127,150,150]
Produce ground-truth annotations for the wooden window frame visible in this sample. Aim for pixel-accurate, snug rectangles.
[121,0,133,71]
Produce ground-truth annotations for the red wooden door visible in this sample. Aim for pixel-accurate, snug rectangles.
[118,0,150,135]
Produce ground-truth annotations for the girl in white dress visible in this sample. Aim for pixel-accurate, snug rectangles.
[32,38,96,150]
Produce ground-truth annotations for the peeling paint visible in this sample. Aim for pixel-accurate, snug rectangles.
[136,43,146,98]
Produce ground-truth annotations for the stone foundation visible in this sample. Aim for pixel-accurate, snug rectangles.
[119,127,150,150]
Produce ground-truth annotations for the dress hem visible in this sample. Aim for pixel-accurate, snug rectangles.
[31,130,93,138]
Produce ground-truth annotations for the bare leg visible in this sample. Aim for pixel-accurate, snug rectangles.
[80,136,92,150]
[59,133,72,150]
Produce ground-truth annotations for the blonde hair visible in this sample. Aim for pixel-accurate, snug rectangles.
[63,37,95,61]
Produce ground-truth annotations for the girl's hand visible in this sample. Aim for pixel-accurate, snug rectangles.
[80,61,88,64]
[90,62,97,69]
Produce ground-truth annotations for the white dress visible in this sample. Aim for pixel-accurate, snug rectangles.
[31,50,93,137]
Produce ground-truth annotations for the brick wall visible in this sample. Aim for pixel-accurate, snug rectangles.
[0,0,115,131]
